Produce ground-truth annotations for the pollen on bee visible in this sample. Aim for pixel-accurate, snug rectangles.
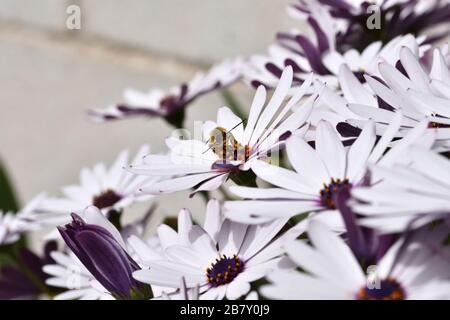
[207,126,251,163]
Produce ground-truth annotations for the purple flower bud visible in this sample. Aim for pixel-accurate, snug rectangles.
[58,213,152,300]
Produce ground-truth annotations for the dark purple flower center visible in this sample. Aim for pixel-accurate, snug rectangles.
[206,254,245,287]
[428,121,450,129]
[357,278,405,300]
[160,95,177,110]
[320,178,352,209]
[92,189,122,210]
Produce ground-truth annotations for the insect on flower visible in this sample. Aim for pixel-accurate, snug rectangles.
[204,120,251,163]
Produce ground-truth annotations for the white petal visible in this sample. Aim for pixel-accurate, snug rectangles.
[346,120,376,182]
[308,221,365,288]
[203,199,222,243]
[229,186,310,200]
[286,135,329,189]
[82,206,126,249]
[133,262,204,288]
[140,172,219,194]
[243,86,267,145]
[217,107,244,143]
[251,160,317,195]
[315,121,346,179]
[339,64,376,105]
[226,280,251,300]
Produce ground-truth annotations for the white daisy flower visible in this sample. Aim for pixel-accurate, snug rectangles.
[129,208,265,300]
[224,114,433,226]
[334,46,450,150]
[35,145,156,227]
[245,0,438,92]
[128,67,316,196]
[133,199,304,300]
[244,44,339,92]
[89,58,243,127]
[261,221,450,300]
[312,35,427,134]
[128,233,177,298]
[322,34,429,77]
[352,146,450,232]
[43,250,113,300]
[0,194,44,245]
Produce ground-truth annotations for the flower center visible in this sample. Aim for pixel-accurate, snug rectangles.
[428,121,450,129]
[357,278,405,300]
[92,189,122,210]
[428,115,450,128]
[160,95,177,110]
[206,254,245,287]
[319,178,352,209]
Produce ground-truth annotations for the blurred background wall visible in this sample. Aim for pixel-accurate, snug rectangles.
[0,0,300,241]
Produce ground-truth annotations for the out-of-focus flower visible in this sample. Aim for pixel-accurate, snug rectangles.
[245,0,449,90]
[224,116,433,225]
[35,145,157,231]
[261,221,450,300]
[0,194,44,245]
[352,146,450,232]
[133,199,303,300]
[128,67,316,196]
[89,58,244,127]
[294,0,450,51]
[43,250,113,300]
[58,207,152,300]
[0,241,57,299]
[322,35,428,77]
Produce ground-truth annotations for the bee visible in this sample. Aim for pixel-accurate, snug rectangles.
[204,122,250,163]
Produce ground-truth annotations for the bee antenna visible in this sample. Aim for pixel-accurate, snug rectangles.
[202,145,213,154]
[228,119,246,134]
[203,119,246,153]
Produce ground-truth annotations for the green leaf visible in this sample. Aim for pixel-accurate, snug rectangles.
[0,158,19,213]
[0,253,15,267]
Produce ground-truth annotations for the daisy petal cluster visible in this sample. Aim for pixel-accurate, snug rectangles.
[352,146,450,232]
[133,200,303,300]
[261,221,450,300]
[2,0,450,302]
[127,67,316,196]
[34,145,157,232]
[0,194,43,245]
[224,113,432,225]
[333,45,450,150]
[245,0,450,90]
